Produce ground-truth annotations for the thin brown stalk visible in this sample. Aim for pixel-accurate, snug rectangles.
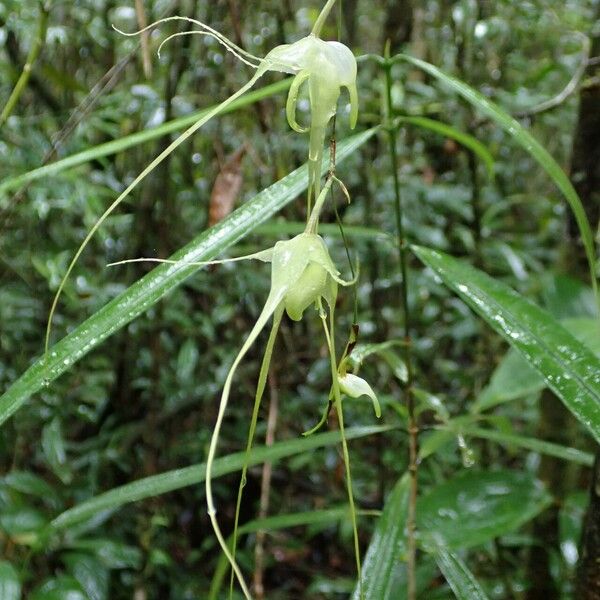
[383,42,419,600]
[135,0,153,79]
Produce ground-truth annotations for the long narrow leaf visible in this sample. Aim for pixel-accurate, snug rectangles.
[353,469,549,598]
[0,79,292,195]
[399,55,598,299]
[351,474,410,600]
[413,245,600,443]
[398,116,494,178]
[466,426,594,467]
[435,548,490,600]
[474,316,600,411]
[417,469,551,549]
[47,425,392,535]
[0,128,377,427]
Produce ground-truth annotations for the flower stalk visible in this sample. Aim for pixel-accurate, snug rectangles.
[383,42,419,600]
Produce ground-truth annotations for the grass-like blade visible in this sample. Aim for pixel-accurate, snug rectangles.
[474,316,600,411]
[0,561,21,600]
[399,55,598,300]
[47,425,392,535]
[0,128,377,427]
[351,474,410,600]
[435,548,490,600]
[466,426,594,467]
[413,245,600,443]
[398,116,494,178]
[0,79,291,195]
[353,469,549,598]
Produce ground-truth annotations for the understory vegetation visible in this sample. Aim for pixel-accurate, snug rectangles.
[0,0,599,598]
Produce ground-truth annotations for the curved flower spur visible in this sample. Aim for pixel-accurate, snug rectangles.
[108,176,380,599]
[44,0,359,360]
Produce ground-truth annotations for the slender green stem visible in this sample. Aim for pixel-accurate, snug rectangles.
[306,175,336,233]
[229,307,283,598]
[311,0,338,37]
[319,302,363,600]
[333,201,358,323]
[302,397,332,436]
[383,45,418,600]
[0,1,49,128]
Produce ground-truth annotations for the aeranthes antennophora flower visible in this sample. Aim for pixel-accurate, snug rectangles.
[48,2,372,598]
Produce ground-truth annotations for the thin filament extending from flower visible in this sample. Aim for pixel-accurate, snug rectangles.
[319,299,363,600]
[229,306,283,598]
[156,30,259,67]
[113,16,262,66]
[106,250,273,269]
[302,395,332,436]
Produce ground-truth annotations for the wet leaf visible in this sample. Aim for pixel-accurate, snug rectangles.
[417,470,552,549]
[413,246,600,443]
[0,128,377,428]
[0,506,47,540]
[62,553,109,600]
[475,317,600,411]
[351,474,410,600]
[434,547,490,599]
[175,338,199,384]
[65,539,142,570]
[47,425,393,534]
[354,469,550,597]
[30,576,86,600]
[2,471,60,508]
[465,426,593,467]
[42,417,72,484]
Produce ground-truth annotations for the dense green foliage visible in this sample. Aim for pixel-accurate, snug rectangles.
[1,1,599,598]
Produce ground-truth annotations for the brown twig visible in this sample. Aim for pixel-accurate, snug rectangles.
[135,0,153,79]
[383,41,419,600]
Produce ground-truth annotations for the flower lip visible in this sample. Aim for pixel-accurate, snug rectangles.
[270,233,339,321]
